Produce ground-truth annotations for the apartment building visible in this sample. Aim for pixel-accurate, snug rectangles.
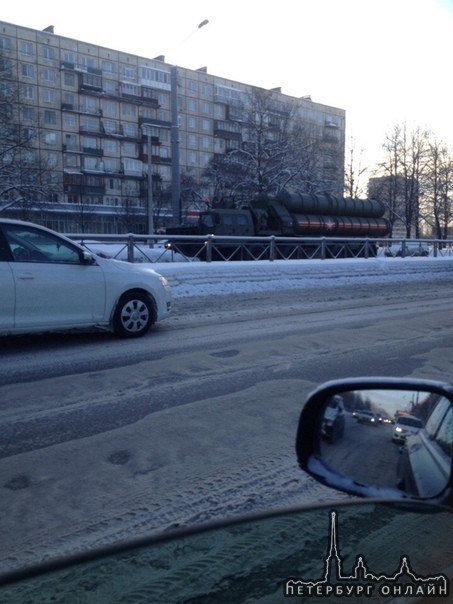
[0,20,345,234]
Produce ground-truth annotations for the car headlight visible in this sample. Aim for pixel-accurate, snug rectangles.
[159,275,169,287]
[395,426,403,433]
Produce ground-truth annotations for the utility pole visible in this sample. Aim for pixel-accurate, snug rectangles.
[170,19,209,226]
[143,125,154,236]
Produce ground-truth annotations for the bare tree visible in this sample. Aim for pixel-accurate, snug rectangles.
[421,139,453,239]
[344,137,368,199]
[372,124,431,237]
[203,87,324,204]
[0,49,58,217]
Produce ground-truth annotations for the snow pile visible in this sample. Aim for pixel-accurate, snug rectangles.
[155,256,453,299]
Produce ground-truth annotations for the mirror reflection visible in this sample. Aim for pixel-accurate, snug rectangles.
[319,388,453,498]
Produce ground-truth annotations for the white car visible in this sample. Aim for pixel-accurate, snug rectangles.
[392,414,423,444]
[0,219,172,338]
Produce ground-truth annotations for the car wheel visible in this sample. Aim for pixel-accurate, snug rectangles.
[113,292,155,338]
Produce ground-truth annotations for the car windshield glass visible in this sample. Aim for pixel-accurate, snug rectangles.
[0,502,451,602]
[398,416,422,427]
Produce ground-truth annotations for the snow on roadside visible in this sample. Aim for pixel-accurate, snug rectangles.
[154,257,453,299]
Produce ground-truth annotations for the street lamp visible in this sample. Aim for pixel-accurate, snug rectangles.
[142,124,154,236]
[170,19,209,226]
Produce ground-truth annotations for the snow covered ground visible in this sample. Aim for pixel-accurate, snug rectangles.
[84,239,453,299]
[159,255,453,299]
[1,253,453,577]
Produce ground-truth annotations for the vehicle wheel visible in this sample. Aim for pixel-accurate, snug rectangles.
[113,292,155,338]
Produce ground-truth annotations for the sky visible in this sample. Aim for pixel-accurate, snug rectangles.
[3,0,453,169]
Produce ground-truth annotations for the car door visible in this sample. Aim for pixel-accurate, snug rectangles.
[3,223,106,330]
[0,229,15,330]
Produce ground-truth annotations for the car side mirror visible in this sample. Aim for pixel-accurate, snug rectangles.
[80,250,96,265]
[296,378,453,505]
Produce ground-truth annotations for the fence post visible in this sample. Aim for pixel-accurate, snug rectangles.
[269,236,276,261]
[205,235,213,263]
[433,241,438,258]
[127,234,135,263]
[321,237,326,259]
[363,238,369,259]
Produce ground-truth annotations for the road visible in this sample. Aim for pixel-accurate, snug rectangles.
[1,276,453,573]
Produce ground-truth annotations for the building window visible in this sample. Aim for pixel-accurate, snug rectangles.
[122,65,137,80]
[201,83,212,97]
[188,116,197,129]
[63,92,76,107]
[47,151,58,166]
[80,56,97,69]
[64,114,77,128]
[83,136,97,149]
[22,85,34,100]
[201,101,211,115]
[42,68,56,82]
[22,106,35,121]
[102,100,117,116]
[65,134,77,150]
[157,109,170,122]
[21,63,34,78]
[157,92,169,108]
[120,82,140,96]
[122,123,136,137]
[214,104,225,119]
[104,158,120,172]
[80,96,97,113]
[104,139,119,153]
[63,50,75,64]
[122,142,136,155]
[187,98,197,112]
[103,80,117,94]
[202,119,211,132]
[43,46,55,60]
[64,72,76,87]
[20,41,34,56]
[43,89,56,104]
[187,80,197,93]
[44,132,57,146]
[122,103,136,118]
[102,60,117,75]
[81,116,98,132]
[44,110,57,125]
[0,37,11,50]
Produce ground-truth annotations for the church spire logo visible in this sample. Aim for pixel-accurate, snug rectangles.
[284,510,448,599]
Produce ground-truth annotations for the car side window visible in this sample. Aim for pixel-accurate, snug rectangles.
[3,225,82,264]
[425,398,450,439]
[0,229,13,261]
[434,406,453,458]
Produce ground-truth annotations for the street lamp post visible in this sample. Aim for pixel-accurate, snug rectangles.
[170,19,209,226]
[143,125,154,236]
[170,65,180,226]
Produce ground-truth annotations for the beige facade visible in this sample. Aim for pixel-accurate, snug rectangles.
[0,20,345,233]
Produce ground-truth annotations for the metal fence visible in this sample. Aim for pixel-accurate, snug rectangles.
[68,233,453,263]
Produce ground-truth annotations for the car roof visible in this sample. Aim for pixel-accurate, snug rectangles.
[0,218,45,228]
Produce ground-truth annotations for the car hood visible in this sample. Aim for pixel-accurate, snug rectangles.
[95,256,166,279]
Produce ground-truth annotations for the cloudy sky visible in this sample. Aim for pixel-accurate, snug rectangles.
[3,0,453,167]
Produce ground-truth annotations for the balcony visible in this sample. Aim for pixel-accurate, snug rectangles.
[83,147,104,157]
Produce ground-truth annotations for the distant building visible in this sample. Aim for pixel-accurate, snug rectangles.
[0,20,345,233]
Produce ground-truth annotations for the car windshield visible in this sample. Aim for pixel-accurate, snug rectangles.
[0,502,451,602]
[397,416,423,428]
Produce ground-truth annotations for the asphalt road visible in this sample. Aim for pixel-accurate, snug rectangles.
[1,277,453,572]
